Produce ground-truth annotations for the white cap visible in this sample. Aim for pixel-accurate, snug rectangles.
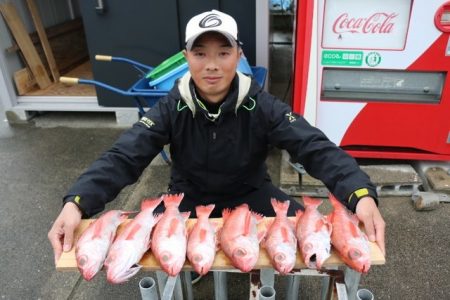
[185,10,239,51]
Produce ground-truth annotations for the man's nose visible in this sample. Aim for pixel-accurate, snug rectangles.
[205,59,219,71]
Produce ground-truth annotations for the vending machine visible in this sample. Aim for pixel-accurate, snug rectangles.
[293,0,450,160]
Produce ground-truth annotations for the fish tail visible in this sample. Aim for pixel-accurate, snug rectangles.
[163,193,184,208]
[141,196,163,211]
[270,198,290,216]
[195,204,215,218]
[302,196,322,208]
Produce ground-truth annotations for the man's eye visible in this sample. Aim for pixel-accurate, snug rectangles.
[194,52,205,57]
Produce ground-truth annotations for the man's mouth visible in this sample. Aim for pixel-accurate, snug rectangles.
[204,76,221,84]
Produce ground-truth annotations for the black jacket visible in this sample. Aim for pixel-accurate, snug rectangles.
[65,71,377,217]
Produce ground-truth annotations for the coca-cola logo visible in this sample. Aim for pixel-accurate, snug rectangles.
[332,12,398,34]
[199,13,222,28]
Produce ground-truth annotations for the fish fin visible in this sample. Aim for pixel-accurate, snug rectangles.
[257,229,267,243]
[348,221,360,238]
[315,218,326,232]
[91,217,104,239]
[243,210,252,236]
[168,218,180,237]
[199,229,207,242]
[195,204,215,218]
[222,208,232,221]
[181,211,191,221]
[251,211,265,223]
[163,193,184,208]
[125,223,142,240]
[302,196,322,208]
[295,209,303,225]
[141,197,163,211]
[270,198,290,216]
[281,226,291,243]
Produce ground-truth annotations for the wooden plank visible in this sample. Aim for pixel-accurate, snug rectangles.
[0,2,51,89]
[13,68,37,95]
[6,18,83,53]
[56,217,385,272]
[26,0,60,82]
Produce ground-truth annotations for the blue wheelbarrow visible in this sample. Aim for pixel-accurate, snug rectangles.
[59,54,268,164]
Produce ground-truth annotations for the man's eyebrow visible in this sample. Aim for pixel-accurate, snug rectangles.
[191,44,233,49]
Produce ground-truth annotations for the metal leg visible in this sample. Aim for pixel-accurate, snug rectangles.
[156,271,168,298]
[259,285,276,300]
[321,267,338,300]
[213,271,228,300]
[344,267,362,300]
[260,268,275,287]
[321,276,331,300]
[285,275,300,300]
[180,271,193,300]
[139,276,158,300]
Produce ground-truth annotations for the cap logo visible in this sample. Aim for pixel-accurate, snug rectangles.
[199,13,222,28]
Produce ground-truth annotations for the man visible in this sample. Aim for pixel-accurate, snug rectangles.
[48,10,385,267]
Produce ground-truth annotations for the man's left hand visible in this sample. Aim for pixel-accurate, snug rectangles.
[355,196,386,256]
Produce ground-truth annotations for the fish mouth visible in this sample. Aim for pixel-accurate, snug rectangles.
[106,264,141,284]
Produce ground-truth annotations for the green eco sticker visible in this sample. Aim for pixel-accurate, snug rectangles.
[321,51,363,66]
[365,52,382,67]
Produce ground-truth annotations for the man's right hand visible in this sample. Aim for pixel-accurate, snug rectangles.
[48,202,82,266]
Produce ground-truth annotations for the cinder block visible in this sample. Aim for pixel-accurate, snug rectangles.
[425,167,450,192]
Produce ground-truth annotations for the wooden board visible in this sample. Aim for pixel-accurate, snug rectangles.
[0,2,51,89]
[14,68,37,95]
[26,0,60,82]
[56,217,385,272]
[25,61,95,96]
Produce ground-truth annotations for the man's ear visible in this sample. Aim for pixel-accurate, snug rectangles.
[182,49,188,57]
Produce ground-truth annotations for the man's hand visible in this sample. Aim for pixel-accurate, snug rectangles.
[48,202,82,266]
[355,196,386,256]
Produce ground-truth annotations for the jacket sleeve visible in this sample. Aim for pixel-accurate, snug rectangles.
[63,98,172,217]
[264,94,377,212]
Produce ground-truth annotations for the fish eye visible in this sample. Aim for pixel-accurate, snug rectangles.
[78,255,88,266]
[348,249,362,260]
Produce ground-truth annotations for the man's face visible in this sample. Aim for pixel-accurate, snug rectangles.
[183,32,241,103]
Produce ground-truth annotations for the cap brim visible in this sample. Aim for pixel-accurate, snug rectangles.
[185,31,238,51]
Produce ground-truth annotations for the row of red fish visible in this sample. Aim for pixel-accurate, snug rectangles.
[75,193,371,284]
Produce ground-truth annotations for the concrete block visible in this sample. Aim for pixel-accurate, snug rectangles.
[425,167,450,192]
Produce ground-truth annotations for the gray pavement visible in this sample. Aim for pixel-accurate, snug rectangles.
[0,114,450,300]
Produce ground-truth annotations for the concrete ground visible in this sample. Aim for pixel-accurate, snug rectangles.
[1,111,450,300]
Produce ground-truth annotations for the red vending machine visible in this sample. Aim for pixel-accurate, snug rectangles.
[293,0,450,160]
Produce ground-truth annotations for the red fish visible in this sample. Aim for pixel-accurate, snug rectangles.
[295,196,332,269]
[151,193,190,276]
[262,199,297,274]
[328,194,371,273]
[75,210,132,281]
[219,204,266,272]
[187,204,218,275]
[105,197,162,284]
